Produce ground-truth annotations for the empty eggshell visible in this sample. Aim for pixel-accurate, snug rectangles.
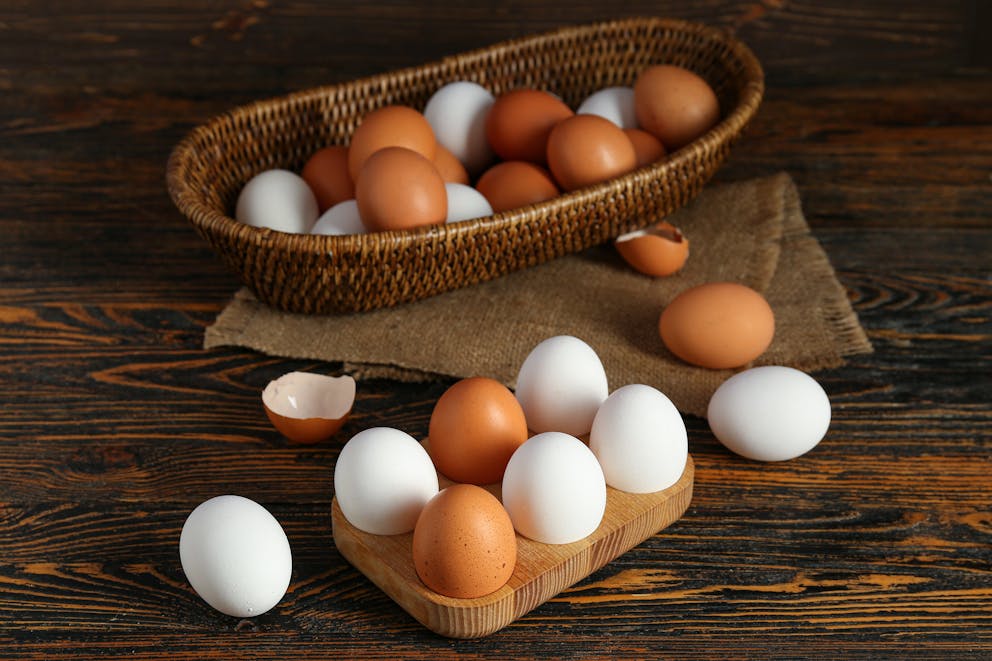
[615,221,689,277]
[707,366,831,462]
[576,86,638,129]
[333,427,439,535]
[262,372,356,444]
[501,432,606,544]
[311,199,367,236]
[589,384,688,493]
[514,335,609,437]
[235,169,319,234]
[179,495,292,618]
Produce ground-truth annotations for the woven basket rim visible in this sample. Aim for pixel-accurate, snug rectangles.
[166,16,764,260]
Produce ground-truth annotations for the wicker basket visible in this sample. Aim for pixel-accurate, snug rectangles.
[166,17,763,314]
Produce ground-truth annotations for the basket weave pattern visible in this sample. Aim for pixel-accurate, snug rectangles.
[167,17,764,314]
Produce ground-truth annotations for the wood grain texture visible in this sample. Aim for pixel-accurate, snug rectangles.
[1,0,990,658]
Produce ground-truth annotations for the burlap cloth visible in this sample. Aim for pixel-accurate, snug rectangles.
[205,172,872,418]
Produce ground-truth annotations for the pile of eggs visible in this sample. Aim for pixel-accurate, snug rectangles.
[178,332,833,616]
[333,335,689,599]
[233,64,719,249]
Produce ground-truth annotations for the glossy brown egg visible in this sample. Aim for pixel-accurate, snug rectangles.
[485,89,573,164]
[546,114,637,191]
[301,145,354,213]
[347,105,437,181]
[413,484,517,599]
[429,377,529,485]
[355,147,447,231]
[659,282,775,369]
[623,128,667,167]
[615,221,688,277]
[433,144,470,185]
[475,161,560,213]
[634,65,720,151]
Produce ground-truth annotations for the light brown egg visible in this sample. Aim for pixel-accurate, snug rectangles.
[659,282,775,369]
[355,147,447,231]
[301,145,354,213]
[433,144,470,185]
[623,128,667,167]
[475,161,559,213]
[429,377,529,485]
[262,372,355,444]
[347,105,437,181]
[634,65,720,151]
[485,89,573,164]
[413,484,517,599]
[546,114,637,191]
[615,221,688,277]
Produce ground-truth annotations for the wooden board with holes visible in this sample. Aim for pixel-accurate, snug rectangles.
[332,454,694,638]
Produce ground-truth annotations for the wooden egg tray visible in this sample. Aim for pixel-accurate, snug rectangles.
[332,448,694,638]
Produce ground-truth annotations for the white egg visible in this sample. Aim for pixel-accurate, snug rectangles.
[444,183,493,223]
[423,81,496,174]
[576,86,638,129]
[590,384,688,493]
[514,335,609,436]
[333,427,439,535]
[235,169,319,234]
[707,366,832,462]
[311,199,366,235]
[501,432,606,544]
[179,495,292,618]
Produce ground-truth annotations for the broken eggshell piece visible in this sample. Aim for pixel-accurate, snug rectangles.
[615,221,689,277]
[262,372,356,444]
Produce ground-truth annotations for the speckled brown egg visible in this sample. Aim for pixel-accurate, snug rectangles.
[355,147,447,231]
[485,89,573,164]
[546,114,637,191]
[412,484,517,599]
[429,377,529,485]
[475,161,559,213]
[659,282,775,369]
[347,105,437,181]
[634,65,720,151]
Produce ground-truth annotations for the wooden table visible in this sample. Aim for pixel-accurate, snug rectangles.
[2,2,989,658]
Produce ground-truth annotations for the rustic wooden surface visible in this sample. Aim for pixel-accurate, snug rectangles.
[1,1,989,659]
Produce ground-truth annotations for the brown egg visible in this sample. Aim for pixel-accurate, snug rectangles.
[262,372,355,444]
[347,105,437,181]
[615,221,688,277]
[623,128,667,167]
[413,484,517,599]
[475,161,560,213]
[485,89,573,164]
[546,114,637,191]
[429,377,529,485]
[433,144,469,185]
[659,282,775,369]
[634,65,720,151]
[301,145,354,213]
[355,147,447,231]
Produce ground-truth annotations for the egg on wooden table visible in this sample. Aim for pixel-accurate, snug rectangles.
[179,495,292,618]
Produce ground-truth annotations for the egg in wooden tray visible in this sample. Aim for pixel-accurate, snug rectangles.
[330,336,694,638]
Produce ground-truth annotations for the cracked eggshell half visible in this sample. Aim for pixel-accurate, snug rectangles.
[615,221,689,277]
[262,372,355,444]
